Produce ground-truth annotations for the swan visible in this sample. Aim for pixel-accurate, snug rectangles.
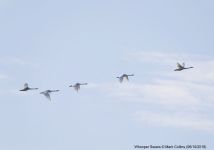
[117,74,134,83]
[174,63,193,71]
[20,83,38,91]
[40,90,59,101]
[69,83,87,93]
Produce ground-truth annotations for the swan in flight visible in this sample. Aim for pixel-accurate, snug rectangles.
[69,83,88,93]
[174,63,193,71]
[117,74,134,83]
[20,83,38,91]
[40,90,59,101]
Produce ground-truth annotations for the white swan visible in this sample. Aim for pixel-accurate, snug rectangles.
[117,74,134,83]
[69,83,87,93]
[20,83,38,91]
[174,63,193,71]
[40,90,59,101]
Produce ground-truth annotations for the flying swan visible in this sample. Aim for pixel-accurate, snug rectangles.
[117,74,134,83]
[69,83,88,93]
[20,83,38,91]
[174,63,193,71]
[40,90,59,101]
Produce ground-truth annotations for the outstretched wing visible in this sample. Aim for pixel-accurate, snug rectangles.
[73,86,78,93]
[124,75,129,81]
[44,92,51,101]
[24,83,28,88]
[177,63,183,69]
[119,76,123,83]
[182,63,185,67]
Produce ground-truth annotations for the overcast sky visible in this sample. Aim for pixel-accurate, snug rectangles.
[0,0,214,150]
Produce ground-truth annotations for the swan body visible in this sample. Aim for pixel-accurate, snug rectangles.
[20,83,38,91]
[174,63,193,71]
[69,83,87,93]
[40,90,59,101]
[117,74,134,83]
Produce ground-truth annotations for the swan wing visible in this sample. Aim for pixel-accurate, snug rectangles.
[124,75,129,81]
[73,86,78,93]
[119,76,123,83]
[182,63,185,67]
[44,92,51,101]
[177,63,183,69]
[24,83,28,88]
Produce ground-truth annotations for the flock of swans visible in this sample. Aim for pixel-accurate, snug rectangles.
[20,63,193,101]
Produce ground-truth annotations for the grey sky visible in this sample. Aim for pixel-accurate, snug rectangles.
[0,0,214,150]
